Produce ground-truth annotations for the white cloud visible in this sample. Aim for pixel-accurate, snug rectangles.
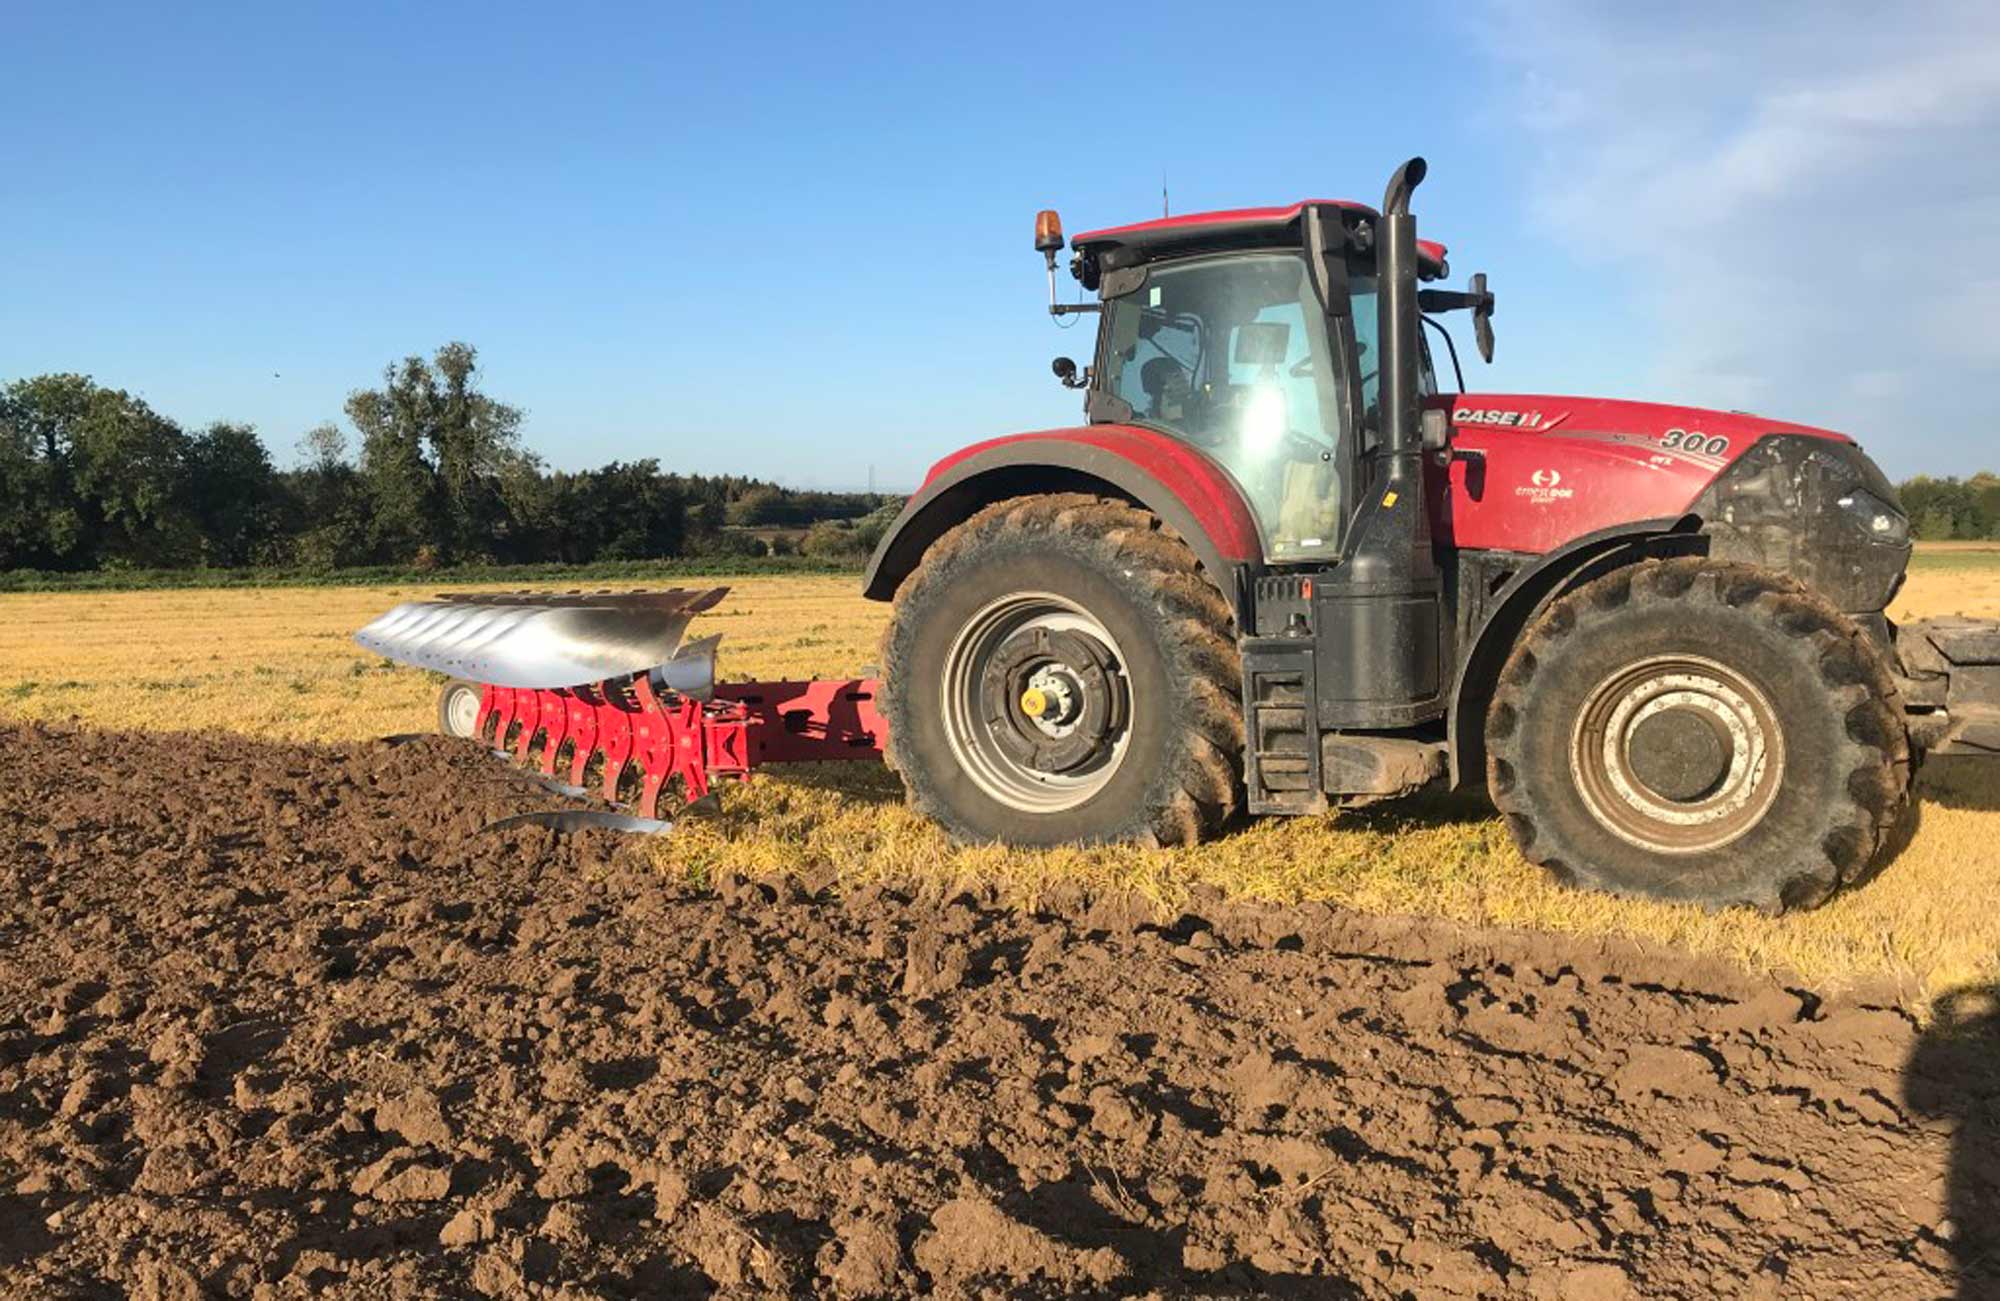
[1470,0,2000,474]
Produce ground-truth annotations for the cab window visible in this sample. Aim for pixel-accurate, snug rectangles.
[1099,253,1347,562]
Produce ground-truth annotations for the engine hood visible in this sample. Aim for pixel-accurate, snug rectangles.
[1431,393,1871,556]
[1443,392,1853,454]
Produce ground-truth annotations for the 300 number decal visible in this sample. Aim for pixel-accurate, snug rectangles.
[1662,428,1730,456]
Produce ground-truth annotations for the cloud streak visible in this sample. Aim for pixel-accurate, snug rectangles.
[1471,0,2000,475]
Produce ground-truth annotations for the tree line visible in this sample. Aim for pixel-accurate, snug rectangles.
[0,343,900,574]
[1900,473,2000,541]
[6,345,1995,573]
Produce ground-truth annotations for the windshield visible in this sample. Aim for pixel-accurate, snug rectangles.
[1098,252,1347,562]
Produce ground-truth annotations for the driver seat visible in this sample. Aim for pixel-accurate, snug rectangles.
[1139,355,1187,421]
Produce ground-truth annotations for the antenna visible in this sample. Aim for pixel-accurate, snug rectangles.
[1162,171,1169,218]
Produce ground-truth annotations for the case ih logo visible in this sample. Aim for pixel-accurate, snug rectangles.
[1517,468,1575,504]
[1456,407,1546,428]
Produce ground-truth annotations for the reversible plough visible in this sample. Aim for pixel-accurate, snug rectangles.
[357,588,883,830]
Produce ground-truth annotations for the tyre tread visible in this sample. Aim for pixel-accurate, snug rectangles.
[1486,556,1909,913]
[881,494,1243,846]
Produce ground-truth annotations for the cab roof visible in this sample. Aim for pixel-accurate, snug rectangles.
[1073,199,1450,276]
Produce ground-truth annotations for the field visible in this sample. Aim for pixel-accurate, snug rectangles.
[3,547,1997,1296]
[2,725,1991,1296]
[2,546,1996,1009]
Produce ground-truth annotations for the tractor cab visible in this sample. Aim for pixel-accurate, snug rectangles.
[1042,196,1481,566]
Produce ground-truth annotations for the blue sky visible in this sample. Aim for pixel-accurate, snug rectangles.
[5,1,1995,488]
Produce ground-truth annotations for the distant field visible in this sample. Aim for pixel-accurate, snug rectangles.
[1905,540,2000,581]
[2,545,1995,1010]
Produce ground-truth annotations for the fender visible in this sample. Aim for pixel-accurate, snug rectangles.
[863,426,1264,609]
[1446,516,1700,787]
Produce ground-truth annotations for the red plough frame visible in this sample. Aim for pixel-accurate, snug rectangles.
[472,675,885,819]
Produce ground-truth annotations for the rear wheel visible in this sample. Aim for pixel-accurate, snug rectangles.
[881,494,1243,846]
[1486,558,1909,912]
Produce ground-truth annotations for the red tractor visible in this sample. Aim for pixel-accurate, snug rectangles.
[361,158,1998,911]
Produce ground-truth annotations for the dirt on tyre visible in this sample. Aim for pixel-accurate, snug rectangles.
[880,493,1243,847]
[1486,557,1910,912]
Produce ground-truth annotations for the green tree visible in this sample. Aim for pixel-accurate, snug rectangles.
[725,484,790,527]
[0,374,96,567]
[1972,473,2000,540]
[280,422,372,569]
[799,518,866,558]
[347,342,532,563]
[186,422,285,566]
[0,373,198,568]
[515,460,689,563]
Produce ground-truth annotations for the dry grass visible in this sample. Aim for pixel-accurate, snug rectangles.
[3,551,1996,1011]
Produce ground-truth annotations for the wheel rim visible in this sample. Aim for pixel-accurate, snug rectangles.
[940,592,1132,813]
[1569,653,1784,855]
[442,684,482,739]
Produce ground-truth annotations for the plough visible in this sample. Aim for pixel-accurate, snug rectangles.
[356,587,883,828]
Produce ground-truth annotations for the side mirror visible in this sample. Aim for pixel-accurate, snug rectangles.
[1052,356,1087,389]
[1415,274,1498,363]
[1469,272,1495,364]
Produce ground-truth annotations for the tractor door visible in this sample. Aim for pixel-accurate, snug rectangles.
[1095,252,1357,564]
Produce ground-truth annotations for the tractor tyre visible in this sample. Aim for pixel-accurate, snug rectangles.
[1485,557,1910,912]
[880,493,1243,847]
[437,679,485,741]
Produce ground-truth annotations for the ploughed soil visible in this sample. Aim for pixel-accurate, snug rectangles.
[1,722,1995,1299]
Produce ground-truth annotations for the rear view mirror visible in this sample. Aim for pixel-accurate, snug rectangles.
[1416,274,1497,363]
[1469,272,1495,364]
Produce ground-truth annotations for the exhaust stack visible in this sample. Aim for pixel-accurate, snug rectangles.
[1377,157,1427,467]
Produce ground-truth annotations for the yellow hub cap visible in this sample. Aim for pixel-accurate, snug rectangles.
[1019,687,1049,718]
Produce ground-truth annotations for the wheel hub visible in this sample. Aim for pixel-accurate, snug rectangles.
[941,593,1134,813]
[1570,655,1784,855]
[1625,707,1731,802]
[980,626,1124,774]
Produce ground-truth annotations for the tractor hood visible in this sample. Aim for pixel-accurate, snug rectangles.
[1432,392,1888,559]
[1444,392,1853,455]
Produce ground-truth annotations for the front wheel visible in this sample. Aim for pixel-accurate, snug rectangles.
[1485,558,1909,912]
[880,494,1243,847]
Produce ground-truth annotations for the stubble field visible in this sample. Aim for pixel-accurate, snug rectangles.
[2,546,1996,1010]
[4,546,1999,1296]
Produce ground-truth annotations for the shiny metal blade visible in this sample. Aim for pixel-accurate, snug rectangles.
[354,588,728,689]
[481,810,675,836]
[652,634,722,702]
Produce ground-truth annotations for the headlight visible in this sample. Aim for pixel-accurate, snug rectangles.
[1836,488,1909,544]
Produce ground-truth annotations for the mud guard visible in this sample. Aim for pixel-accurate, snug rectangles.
[862,427,1264,614]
